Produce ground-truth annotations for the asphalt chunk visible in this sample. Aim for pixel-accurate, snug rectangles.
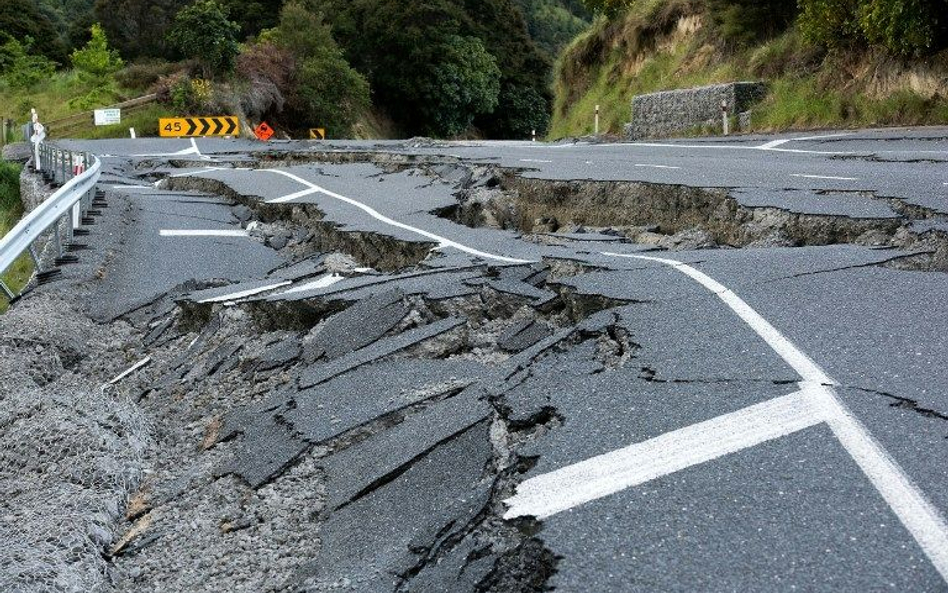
[284,358,490,445]
[298,317,466,388]
[294,420,493,592]
[323,385,491,510]
[304,288,409,362]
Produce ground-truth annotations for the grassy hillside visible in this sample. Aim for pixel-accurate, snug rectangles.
[550,0,948,138]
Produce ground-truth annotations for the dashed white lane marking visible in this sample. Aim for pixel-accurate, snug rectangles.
[634,164,681,170]
[276,273,345,296]
[504,387,822,520]
[507,252,948,582]
[197,281,292,304]
[257,169,532,264]
[791,174,859,181]
[159,229,249,237]
[266,188,322,204]
[519,159,554,164]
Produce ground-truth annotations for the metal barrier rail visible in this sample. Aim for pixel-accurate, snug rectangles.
[0,143,101,300]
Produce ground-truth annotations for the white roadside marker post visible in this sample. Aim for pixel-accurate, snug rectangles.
[722,99,730,136]
[29,109,45,172]
[129,128,136,138]
[594,104,600,137]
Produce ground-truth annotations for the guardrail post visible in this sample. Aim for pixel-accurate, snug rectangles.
[28,244,42,273]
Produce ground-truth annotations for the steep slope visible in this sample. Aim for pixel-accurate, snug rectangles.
[551,0,948,139]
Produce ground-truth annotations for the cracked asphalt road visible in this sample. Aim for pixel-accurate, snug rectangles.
[35,128,948,592]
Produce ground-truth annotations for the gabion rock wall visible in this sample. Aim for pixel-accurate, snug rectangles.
[625,82,767,139]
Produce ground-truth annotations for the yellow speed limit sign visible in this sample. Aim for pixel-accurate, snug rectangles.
[159,116,239,137]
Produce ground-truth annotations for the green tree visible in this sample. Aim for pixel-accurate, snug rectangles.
[71,24,124,81]
[167,0,240,78]
[421,35,501,136]
[0,36,57,89]
[269,1,370,136]
[94,0,189,59]
[0,0,67,64]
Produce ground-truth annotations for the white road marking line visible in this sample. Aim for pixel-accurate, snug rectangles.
[266,188,322,204]
[634,164,681,170]
[197,281,292,304]
[504,388,822,520]
[791,174,859,181]
[519,159,554,164]
[277,273,344,296]
[258,169,532,264]
[507,251,948,582]
[556,142,855,156]
[159,229,249,237]
[110,184,151,189]
[757,139,791,150]
[105,356,152,387]
[169,167,229,178]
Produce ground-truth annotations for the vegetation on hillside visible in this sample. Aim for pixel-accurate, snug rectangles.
[0,0,589,140]
[551,0,948,138]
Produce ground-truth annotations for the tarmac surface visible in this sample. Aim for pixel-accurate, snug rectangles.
[35,128,948,592]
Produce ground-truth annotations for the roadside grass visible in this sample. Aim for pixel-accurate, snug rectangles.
[0,161,34,313]
[61,103,174,139]
[550,13,948,139]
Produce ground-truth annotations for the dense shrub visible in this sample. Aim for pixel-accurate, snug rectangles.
[235,41,295,119]
[167,0,241,78]
[799,0,948,57]
[116,60,181,92]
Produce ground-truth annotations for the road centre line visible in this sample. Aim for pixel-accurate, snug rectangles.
[505,251,948,582]
[256,169,532,264]
[519,159,554,163]
[197,280,292,304]
[504,387,823,520]
[159,229,249,237]
[791,174,859,181]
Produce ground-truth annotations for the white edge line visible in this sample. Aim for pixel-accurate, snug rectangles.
[791,174,859,181]
[159,229,249,237]
[634,164,681,170]
[197,280,292,304]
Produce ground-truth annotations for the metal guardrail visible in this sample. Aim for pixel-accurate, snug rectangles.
[0,143,101,300]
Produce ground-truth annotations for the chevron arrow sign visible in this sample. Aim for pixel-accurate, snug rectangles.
[159,116,239,137]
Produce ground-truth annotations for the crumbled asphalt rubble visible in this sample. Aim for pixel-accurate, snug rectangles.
[4,147,948,593]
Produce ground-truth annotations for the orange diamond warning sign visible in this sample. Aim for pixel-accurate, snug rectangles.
[254,122,274,141]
